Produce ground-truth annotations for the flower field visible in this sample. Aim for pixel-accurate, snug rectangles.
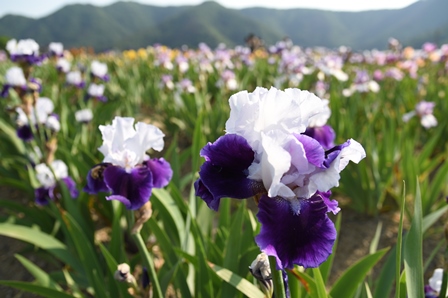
[0,38,448,298]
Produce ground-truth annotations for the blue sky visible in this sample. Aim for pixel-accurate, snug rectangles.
[0,0,419,18]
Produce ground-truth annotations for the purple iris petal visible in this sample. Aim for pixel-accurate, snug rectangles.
[103,165,153,210]
[294,134,325,167]
[304,125,336,150]
[323,139,351,168]
[320,190,340,214]
[255,192,337,269]
[195,134,263,211]
[17,125,33,141]
[1,84,10,97]
[35,187,50,205]
[145,158,173,188]
[62,177,79,198]
[83,163,112,194]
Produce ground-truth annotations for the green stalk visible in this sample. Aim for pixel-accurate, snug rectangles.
[132,232,163,298]
[269,255,286,298]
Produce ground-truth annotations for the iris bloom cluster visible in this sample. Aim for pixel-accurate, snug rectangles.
[195,87,365,270]
[84,117,172,210]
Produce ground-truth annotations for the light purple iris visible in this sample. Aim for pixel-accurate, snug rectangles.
[195,87,365,270]
[402,100,437,129]
[84,117,172,210]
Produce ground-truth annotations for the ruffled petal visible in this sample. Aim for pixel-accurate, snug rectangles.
[255,192,336,269]
[145,158,172,188]
[103,165,153,210]
[195,134,263,211]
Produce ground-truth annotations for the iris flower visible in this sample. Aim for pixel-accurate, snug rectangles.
[6,38,42,64]
[15,97,59,141]
[1,66,27,97]
[84,117,172,210]
[195,87,365,269]
[34,160,78,205]
[402,100,437,129]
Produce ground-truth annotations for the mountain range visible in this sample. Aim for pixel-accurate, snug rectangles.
[0,0,447,51]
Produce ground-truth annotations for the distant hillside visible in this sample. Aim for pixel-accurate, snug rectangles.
[0,0,447,51]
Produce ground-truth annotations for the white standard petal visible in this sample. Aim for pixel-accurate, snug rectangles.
[46,115,61,132]
[51,160,68,179]
[35,97,55,124]
[429,268,444,293]
[308,99,331,127]
[225,87,322,153]
[88,83,105,97]
[75,109,93,122]
[91,60,108,77]
[5,66,26,86]
[421,114,437,129]
[35,163,56,188]
[337,139,366,172]
[249,133,295,199]
[98,117,165,171]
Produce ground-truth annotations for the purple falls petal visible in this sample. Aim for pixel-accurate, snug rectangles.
[1,84,10,97]
[195,134,263,211]
[83,163,112,194]
[255,192,337,269]
[103,165,153,210]
[145,158,173,188]
[304,125,336,150]
[320,190,340,214]
[17,125,33,141]
[62,177,79,199]
[35,187,50,205]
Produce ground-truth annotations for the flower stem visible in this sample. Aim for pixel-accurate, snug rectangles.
[269,255,286,298]
[132,232,163,298]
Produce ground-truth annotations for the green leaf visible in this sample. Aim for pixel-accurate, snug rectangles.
[209,262,265,298]
[0,281,74,298]
[14,254,63,291]
[373,245,397,298]
[422,205,448,233]
[221,201,246,298]
[0,223,80,271]
[404,182,424,298]
[320,213,341,283]
[330,247,389,298]
[311,268,327,298]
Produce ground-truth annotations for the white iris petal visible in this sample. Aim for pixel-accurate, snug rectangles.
[98,117,165,171]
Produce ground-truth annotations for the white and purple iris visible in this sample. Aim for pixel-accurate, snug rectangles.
[15,97,60,141]
[195,87,365,270]
[84,117,173,210]
[86,83,107,102]
[34,160,78,205]
[6,38,42,64]
[90,60,110,82]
